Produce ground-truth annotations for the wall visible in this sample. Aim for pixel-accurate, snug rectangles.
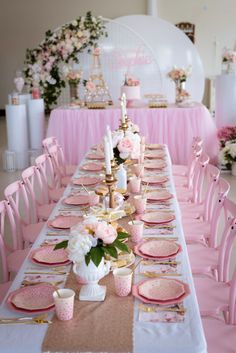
[0,0,235,109]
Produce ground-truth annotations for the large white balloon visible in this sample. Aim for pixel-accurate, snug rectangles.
[114,15,205,103]
[76,15,204,103]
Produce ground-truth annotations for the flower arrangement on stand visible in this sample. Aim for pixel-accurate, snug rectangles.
[217,126,236,148]
[218,140,236,174]
[64,68,83,102]
[112,130,141,165]
[55,216,130,300]
[222,49,236,74]
[24,12,107,111]
[167,66,191,103]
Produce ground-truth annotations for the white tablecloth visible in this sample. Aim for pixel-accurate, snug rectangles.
[0,146,207,353]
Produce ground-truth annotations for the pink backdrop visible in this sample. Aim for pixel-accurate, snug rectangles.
[47,104,218,165]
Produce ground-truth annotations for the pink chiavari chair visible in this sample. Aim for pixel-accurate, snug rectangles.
[0,200,29,298]
[42,137,76,177]
[47,145,71,187]
[4,181,45,247]
[201,267,236,353]
[0,233,12,303]
[175,152,210,203]
[22,166,55,221]
[182,178,230,245]
[35,154,65,203]
[180,164,220,221]
[172,136,203,178]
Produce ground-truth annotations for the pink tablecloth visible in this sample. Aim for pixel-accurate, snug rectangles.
[47,104,218,165]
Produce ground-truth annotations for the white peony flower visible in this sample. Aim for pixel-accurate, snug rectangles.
[112,131,124,148]
[67,233,96,263]
[72,20,77,26]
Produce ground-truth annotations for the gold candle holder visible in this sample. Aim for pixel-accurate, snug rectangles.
[119,119,129,132]
[111,158,119,175]
[105,173,117,209]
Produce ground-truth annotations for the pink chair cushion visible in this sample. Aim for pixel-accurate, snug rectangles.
[61,176,71,186]
[66,165,77,176]
[176,187,193,202]
[194,277,229,315]
[7,248,30,273]
[38,204,55,221]
[187,243,218,274]
[182,220,210,243]
[173,175,188,187]
[49,187,65,202]
[172,164,188,176]
[202,317,236,353]
[0,281,12,303]
[22,221,45,243]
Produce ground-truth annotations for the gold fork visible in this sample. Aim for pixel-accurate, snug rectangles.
[140,271,182,278]
[138,304,186,313]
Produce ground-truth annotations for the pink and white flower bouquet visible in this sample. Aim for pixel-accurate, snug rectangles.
[65,69,83,84]
[222,50,236,63]
[112,130,141,164]
[168,66,192,83]
[55,216,130,267]
[217,126,236,147]
[124,74,140,86]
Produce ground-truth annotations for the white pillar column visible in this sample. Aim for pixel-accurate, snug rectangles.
[147,0,158,17]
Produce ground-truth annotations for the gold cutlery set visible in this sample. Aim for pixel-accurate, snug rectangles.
[0,314,52,325]
[138,304,186,314]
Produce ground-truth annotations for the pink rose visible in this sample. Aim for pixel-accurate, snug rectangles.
[94,222,117,244]
[86,80,96,92]
[118,137,134,153]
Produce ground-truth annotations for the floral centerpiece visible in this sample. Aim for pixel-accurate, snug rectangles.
[112,130,141,165]
[24,12,107,111]
[218,140,236,171]
[63,67,83,101]
[222,49,236,74]
[55,216,130,267]
[217,126,236,148]
[168,66,191,103]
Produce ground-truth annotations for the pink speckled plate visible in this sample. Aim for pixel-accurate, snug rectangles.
[80,162,103,172]
[87,153,104,160]
[47,215,82,229]
[142,175,168,185]
[145,151,165,159]
[138,240,181,258]
[146,190,173,202]
[31,245,70,266]
[146,144,164,150]
[141,211,175,224]
[73,176,102,186]
[134,244,181,260]
[132,279,190,305]
[7,284,55,312]
[144,161,167,170]
[63,194,89,206]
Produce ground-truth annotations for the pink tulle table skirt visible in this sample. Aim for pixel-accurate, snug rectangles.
[47,104,219,165]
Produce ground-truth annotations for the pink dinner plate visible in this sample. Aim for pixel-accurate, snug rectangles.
[138,240,181,258]
[142,176,168,185]
[134,245,180,260]
[144,161,167,170]
[63,194,89,206]
[145,151,165,159]
[80,162,103,172]
[73,176,102,186]
[141,211,175,224]
[146,190,173,202]
[87,153,104,160]
[146,144,164,150]
[7,284,55,312]
[31,245,70,266]
[132,279,190,305]
[47,215,82,229]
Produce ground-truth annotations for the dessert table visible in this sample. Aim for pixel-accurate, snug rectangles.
[0,143,207,353]
[47,103,218,166]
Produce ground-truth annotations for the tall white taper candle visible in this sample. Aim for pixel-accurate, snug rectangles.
[104,136,112,174]
[106,125,114,160]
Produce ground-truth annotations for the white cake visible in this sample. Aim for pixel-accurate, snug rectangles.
[121,85,141,100]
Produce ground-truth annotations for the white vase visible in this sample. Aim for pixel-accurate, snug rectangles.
[73,258,110,301]
[231,162,236,176]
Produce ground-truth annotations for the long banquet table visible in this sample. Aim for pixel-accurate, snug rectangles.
[47,103,218,166]
[0,144,207,353]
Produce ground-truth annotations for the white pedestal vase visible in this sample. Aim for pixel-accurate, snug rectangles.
[231,162,236,176]
[73,258,110,301]
[27,99,45,150]
[5,104,29,169]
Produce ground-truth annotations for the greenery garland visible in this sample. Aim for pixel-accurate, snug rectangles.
[24,12,107,111]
